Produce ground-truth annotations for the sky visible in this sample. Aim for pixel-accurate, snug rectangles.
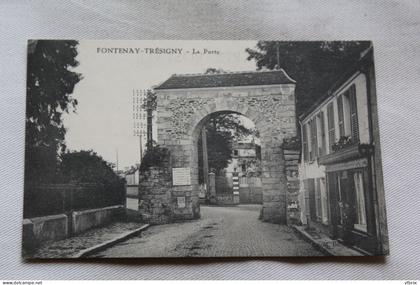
[63,40,258,170]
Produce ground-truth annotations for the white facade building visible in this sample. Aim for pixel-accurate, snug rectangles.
[299,72,370,225]
[298,47,388,255]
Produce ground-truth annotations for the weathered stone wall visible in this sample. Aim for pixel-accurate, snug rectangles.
[22,204,125,252]
[155,84,297,224]
[71,205,124,235]
[283,149,301,225]
[138,167,173,224]
[22,214,68,252]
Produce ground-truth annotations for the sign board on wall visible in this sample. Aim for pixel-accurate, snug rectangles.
[172,167,191,186]
[177,197,186,208]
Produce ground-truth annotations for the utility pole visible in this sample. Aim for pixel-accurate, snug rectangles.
[201,128,209,197]
[146,89,154,150]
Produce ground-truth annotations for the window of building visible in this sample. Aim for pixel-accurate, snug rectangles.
[241,163,246,173]
[313,177,328,224]
[353,171,367,232]
[302,123,309,161]
[336,172,344,225]
[327,103,335,152]
[233,150,238,156]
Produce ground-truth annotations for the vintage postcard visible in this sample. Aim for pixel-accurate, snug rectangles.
[23,40,389,258]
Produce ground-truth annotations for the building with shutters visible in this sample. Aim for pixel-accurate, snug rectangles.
[297,47,389,255]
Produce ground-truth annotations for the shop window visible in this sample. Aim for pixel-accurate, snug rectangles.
[320,178,329,224]
[353,171,367,232]
[336,172,345,225]
[314,177,329,225]
[315,178,322,221]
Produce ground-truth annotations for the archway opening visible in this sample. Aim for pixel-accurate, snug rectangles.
[192,111,262,206]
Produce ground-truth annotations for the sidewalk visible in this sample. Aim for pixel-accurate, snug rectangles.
[25,222,148,258]
[292,225,364,256]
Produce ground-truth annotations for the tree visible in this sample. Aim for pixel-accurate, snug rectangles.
[204,67,226,74]
[58,150,122,184]
[58,150,126,208]
[198,112,258,182]
[246,41,371,116]
[25,40,82,185]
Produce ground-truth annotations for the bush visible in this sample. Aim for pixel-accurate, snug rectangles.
[140,143,170,172]
[58,150,125,208]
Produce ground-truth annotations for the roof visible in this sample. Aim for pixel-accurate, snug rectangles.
[154,69,296,90]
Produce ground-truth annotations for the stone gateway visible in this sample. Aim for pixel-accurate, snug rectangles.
[139,69,299,224]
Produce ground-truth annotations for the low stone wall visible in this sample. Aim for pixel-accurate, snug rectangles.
[71,205,124,235]
[22,214,68,252]
[22,205,125,253]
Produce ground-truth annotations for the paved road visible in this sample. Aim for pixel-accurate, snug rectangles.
[93,205,323,257]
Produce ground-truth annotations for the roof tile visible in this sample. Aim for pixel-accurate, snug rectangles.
[155,69,295,90]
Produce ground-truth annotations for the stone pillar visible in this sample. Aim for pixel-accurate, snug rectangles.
[138,166,173,224]
[201,128,209,191]
[259,142,287,224]
[208,172,216,204]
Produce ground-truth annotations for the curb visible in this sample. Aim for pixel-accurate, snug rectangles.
[73,224,150,258]
[291,225,363,256]
[291,225,334,256]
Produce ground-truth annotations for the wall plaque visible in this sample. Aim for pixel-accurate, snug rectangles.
[177,197,186,208]
[172,167,191,186]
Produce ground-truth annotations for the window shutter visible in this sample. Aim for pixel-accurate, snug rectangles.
[303,124,308,161]
[349,85,359,142]
[311,118,318,159]
[319,111,326,156]
[308,179,316,221]
[327,103,335,152]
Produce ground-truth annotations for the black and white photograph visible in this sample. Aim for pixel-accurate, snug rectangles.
[22,40,389,258]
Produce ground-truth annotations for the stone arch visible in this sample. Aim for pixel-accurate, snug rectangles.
[147,70,298,224]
